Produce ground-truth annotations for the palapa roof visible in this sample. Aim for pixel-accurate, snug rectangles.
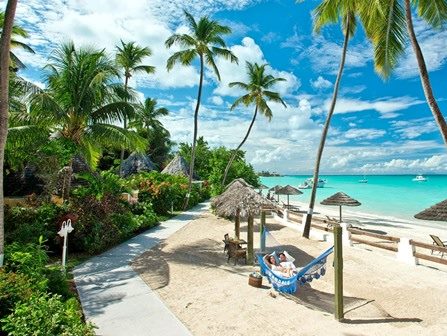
[212,178,275,218]
[320,192,361,207]
[414,199,447,221]
[121,152,156,177]
[275,184,302,195]
[162,155,198,179]
[258,183,269,190]
[269,185,282,193]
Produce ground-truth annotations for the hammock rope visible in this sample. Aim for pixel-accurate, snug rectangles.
[257,228,334,294]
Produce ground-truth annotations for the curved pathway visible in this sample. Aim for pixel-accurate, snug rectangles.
[74,202,209,336]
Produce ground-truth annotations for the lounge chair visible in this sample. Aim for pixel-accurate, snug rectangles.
[227,241,247,265]
[325,215,339,223]
[430,235,447,258]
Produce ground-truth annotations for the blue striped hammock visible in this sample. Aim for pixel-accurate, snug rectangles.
[257,246,334,294]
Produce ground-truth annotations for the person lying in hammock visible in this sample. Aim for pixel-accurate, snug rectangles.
[264,254,296,278]
[278,252,297,271]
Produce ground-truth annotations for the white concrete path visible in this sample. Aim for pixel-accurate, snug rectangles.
[74,202,209,336]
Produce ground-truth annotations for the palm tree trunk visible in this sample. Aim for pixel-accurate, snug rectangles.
[183,54,204,210]
[222,106,258,187]
[303,15,351,239]
[404,0,447,145]
[0,0,19,267]
[119,75,130,176]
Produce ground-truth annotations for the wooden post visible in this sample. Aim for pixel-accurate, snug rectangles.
[235,209,240,239]
[260,210,266,252]
[334,224,344,321]
[247,215,254,265]
[339,205,342,222]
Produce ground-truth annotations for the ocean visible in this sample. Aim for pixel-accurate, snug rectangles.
[260,175,447,229]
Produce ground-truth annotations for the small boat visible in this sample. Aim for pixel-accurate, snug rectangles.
[298,181,311,189]
[358,176,368,183]
[298,178,326,189]
[412,175,427,182]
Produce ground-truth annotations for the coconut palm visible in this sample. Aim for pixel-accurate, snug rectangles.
[166,10,238,209]
[365,0,447,145]
[130,97,169,145]
[115,40,155,172]
[222,62,286,186]
[0,0,19,267]
[29,42,146,200]
[0,11,35,70]
[302,0,365,238]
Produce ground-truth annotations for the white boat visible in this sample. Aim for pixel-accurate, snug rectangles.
[358,176,368,183]
[298,178,326,189]
[412,175,427,182]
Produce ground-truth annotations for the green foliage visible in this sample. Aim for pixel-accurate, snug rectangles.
[4,203,67,248]
[0,270,34,319]
[44,267,73,300]
[1,293,95,336]
[72,171,125,200]
[178,137,211,180]
[129,201,159,230]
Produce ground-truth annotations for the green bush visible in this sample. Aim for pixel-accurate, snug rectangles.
[4,203,67,247]
[45,267,73,300]
[1,293,95,336]
[72,171,125,200]
[0,270,34,319]
[129,201,159,230]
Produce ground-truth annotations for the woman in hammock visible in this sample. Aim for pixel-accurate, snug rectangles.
[264,254,295,278]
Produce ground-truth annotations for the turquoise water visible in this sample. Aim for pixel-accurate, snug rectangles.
[260,175,447,223]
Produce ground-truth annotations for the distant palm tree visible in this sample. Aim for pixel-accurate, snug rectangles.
[302,0,365,238]
[115,40,155,173]
[0,0,19,268]
[29,42,146,200]
[0,11,35,70]
[130,97,169,145]
[222,62,286,186]
[165,10,238,209]
[365,0,447,145]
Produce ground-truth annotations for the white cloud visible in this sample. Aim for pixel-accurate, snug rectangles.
[390,117,437,139]
[310,76,332,90]
[344,128,386,140]
[360,155,447,173]
[210,96,224,106]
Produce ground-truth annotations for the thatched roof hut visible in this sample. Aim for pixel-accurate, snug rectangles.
[275,185,302,206]
[212,178,275,219]
[121,152,156,177]
[162,155,198,179]
[414,199,447,221]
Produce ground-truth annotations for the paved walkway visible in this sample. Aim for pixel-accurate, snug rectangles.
[74,202,209,336]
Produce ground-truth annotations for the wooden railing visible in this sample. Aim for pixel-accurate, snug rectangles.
[348,227,400,252]
[410,240,447,266]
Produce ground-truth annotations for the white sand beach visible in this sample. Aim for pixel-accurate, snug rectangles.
[132,210,447,336]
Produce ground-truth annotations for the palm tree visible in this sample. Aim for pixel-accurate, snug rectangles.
[365,0,447,145]
[29,42,146,200]
[222,62,286,186]
[302,0,364,238]
[130,97,169,145]
[165,10,238,209]
[0,0,19,268]
[115,40,155,173]
[0,11,35,70]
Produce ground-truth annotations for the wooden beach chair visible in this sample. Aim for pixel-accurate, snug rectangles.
[430,235,447,258]
[227,242,247,265]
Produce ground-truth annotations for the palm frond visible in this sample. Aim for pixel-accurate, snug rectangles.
[263,91,287,108]
[415,0,447,28]
[231,94,253,110]
[211,46,238,64]
[133,65,156,74]
[90,102,135,123]
[166,49,197,70]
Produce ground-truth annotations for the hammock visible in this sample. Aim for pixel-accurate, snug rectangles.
[257,229,334,294]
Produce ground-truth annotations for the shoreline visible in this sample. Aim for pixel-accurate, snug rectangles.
[289,199,446,242]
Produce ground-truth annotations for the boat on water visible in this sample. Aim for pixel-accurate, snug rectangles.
[412,175,427,182]
[298,178,326,189]
[358,176,368,183]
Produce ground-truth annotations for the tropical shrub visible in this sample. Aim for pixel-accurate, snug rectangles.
[1,293,95,336]
[72,171,125,200]
[0,270,34,319]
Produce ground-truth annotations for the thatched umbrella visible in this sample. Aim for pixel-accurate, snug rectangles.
[258,183,268,195]
[212,178,275,264]
[414,199,447,221]
[121,152,156,177]
[275,184,302,206]
[162,155,198,179]
[320,192,361,222]
[269,185,282,201]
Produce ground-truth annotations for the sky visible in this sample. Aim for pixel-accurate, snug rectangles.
[3,0,447,174]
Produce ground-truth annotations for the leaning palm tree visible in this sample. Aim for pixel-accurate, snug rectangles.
[222,62,286,186]
[0,0,19,267]
[29,42,146,200]
[0,11,35,70]
[130,97,169,145]
[166,10,238,209]
[365,0,447,145]
[115,40,155,173]
[302,0,365,238]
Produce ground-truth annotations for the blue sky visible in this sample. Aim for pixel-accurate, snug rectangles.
[4,0,447,174]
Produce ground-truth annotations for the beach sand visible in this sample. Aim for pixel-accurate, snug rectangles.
[132,210,447,336]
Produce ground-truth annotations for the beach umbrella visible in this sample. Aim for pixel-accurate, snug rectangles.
[414,199,447,221]
[269,185,282,201]
[275,185,303,206]
[258,183,268,195]
[320,192,361,222]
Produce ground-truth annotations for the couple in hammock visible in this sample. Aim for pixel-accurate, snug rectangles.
[264,252,297,278]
